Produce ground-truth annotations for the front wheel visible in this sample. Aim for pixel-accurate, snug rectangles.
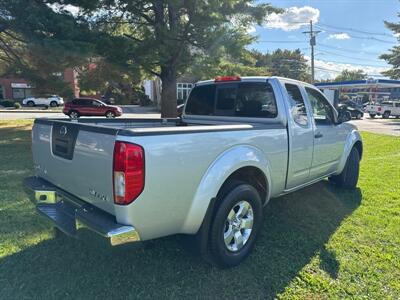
[50,101,58,107]
[369,113,375,118]
[356,113,362,119]
[105,111,116,118]
[27,101,35,107]
[382,111,390,119]
[329,147,360,189]
[208,182,263,268]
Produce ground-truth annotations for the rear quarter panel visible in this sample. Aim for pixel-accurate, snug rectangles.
[115,128,288,240]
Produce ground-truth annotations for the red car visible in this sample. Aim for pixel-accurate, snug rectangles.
[63,98,123,119]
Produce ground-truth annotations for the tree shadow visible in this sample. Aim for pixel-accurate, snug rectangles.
[0,181,361,299]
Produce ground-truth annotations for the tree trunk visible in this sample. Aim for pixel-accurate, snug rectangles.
[160,67,177,118]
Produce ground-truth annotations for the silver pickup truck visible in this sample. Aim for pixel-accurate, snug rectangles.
[24,76,362,268]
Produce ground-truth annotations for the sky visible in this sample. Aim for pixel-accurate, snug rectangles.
[250,0,399,80]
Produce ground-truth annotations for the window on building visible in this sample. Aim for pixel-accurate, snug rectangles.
[12,88,32,99]
[177,83,193,101]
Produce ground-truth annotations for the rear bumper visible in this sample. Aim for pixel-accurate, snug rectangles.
[23,176,140,246]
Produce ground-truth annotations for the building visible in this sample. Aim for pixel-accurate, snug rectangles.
[315,79,400,106]
[0,68,80,100]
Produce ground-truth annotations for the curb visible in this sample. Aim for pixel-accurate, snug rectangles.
[0,110,62,113]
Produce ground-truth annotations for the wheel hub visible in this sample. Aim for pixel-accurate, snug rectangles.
[223,200,254,252]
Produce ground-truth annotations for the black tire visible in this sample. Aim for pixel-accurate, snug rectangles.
[68,110,80,119]
[207,182,263,268]
[356,113,362,120]
[329,147,360,189]
[50,101,58,107]
[369,113,375,118]
[105,111,116,118]
[382,111,390,119]
[27,101,35,107]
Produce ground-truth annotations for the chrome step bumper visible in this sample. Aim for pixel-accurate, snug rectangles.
[23,176,140,246]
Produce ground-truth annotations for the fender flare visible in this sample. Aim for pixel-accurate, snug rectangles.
[335,129,362,175]
[181,145,272,234]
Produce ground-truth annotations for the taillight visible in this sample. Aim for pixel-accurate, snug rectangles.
[113,141,145,205]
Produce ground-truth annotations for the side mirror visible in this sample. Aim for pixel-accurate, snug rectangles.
[337,109,351,123]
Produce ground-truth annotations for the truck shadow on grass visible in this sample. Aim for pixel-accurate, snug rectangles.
[0,181,361,299]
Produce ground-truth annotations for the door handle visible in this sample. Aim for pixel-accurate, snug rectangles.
[315,132,323,139]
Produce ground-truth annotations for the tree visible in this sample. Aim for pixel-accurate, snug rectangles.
[334,69,367,82]
[380,12,400,79]
[0,1,96,97]
[251,49,310,82]
[81,1,280,117]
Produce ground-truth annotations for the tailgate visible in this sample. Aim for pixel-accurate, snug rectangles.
[32,119,118,214]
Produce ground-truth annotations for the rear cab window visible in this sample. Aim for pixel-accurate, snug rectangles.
[185,81,278,118]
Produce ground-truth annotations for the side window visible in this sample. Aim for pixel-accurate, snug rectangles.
[284,83,308,126]
[92,100,101,107]
[305,87,335,125]
[235,82,277,118]
[185,85,216,115]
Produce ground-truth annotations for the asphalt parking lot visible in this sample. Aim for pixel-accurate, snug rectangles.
[349,117,400,136]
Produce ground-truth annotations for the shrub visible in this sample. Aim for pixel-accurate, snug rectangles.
[0,100,15,107]
[13,102,21,109]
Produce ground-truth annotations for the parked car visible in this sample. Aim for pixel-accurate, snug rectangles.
[24,76,362,268]
[63,98,123,118]
[365,102,382,118]
[338,100,364,119]
[380,101,400,118]
[22,95,64,107]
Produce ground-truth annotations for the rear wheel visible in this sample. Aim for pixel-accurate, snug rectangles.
[68,110,79,119]
[105,111,116,118]
[50,101,58,107]
[207,182,263,268]
[27,101,35,107]
[356,112,362,119]
[369,113,375,118]
[329,147,360,189]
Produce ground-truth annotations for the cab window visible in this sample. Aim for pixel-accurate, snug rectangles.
[284,83,308,126]
[305,87,335,125]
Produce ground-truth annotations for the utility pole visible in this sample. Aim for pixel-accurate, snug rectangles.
[303,20,321,83]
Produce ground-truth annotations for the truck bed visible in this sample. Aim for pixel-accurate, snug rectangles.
[32,117,288,238]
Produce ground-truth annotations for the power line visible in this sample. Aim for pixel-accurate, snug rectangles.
[317,22,396,38]
[256,40,305,43]
[318,43,382,56]
[315,25,396,44]
[317,49,385,63]
[315,57,387,68]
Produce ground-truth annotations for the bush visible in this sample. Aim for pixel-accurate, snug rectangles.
[0,100,15,107]
[13,102,21,109]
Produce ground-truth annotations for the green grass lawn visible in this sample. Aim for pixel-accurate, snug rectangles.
[0,120,399,299]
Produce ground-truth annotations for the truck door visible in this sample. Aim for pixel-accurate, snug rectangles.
[304,87,346,179]
[282,82,314,189]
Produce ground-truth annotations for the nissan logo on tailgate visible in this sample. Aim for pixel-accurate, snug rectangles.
[59,125,68,136]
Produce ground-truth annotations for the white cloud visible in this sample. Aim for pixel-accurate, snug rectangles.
[304,55,389,80]
[247,25,256,34]
[328,33,351,40]
[265,6,320,31]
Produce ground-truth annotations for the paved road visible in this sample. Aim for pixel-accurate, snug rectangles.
[349,117,400,137]
[0,105,160,120]
[1,109,399,136]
